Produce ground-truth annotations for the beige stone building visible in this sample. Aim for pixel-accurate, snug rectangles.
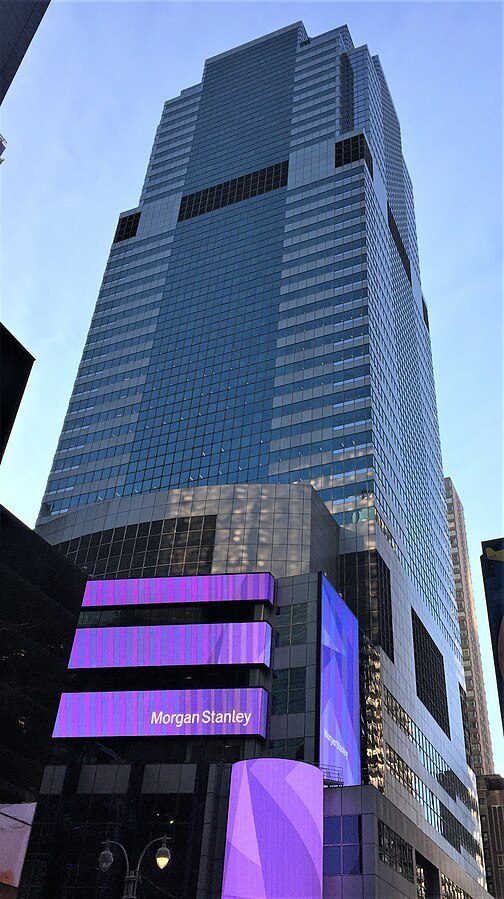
[444,477,494,775]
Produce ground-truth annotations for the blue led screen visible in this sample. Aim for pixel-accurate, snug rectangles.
[320,575,360,785]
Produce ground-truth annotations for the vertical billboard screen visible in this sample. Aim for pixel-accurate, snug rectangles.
[319,576,360,785]
[53,687,268,739]
[69,621,272,669]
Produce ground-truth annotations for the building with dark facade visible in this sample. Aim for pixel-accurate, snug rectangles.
[0,0,51,105]
[481,539,504,733]
[444,478,494,775]
[477,775,504,899]
[20,486,348,897]
[478,540,504,897]
[0,508,86,805]
[0,513,85,895]
[19,21,491,899]
[0,324,34,462]
[19,484,488,898]
[1,324,85,807]
[0,326,85,896]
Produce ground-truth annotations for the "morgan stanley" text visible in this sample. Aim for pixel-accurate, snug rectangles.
[151,709,252,728]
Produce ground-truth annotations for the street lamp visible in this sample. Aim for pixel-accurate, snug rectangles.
[98,847,114,873]
[98,835,171,898]
[155,839,171,870]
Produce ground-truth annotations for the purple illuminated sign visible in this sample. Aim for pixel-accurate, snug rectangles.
[69,621,272,669]
[320,576,360,786]
[53,688,268,739]
[82,572,274,608]
[222,758,323,899]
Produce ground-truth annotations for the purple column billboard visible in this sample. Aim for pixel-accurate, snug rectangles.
[69,621,272,669]
[82,572,274,608]
[319,576,360,785]
[53,687,268,739]
[222,758,323,899]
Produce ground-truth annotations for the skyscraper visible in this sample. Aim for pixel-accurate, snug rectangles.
[29,21,489,898]
[0,326,85,896]
[481,538,504,732]
[444,477,494,775]
[1,0,51,104]
[477,774,504,899]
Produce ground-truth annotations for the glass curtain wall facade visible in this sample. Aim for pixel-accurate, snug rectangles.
[36,22,485,889]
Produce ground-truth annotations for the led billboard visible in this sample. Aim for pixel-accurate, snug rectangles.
[69,621,272,669]
[319,576,360,785]
[222,758,323,898]
[53,687,268,739]
[83,572,274,607]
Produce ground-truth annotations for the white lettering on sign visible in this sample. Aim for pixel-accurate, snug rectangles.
[150,709,253,727]
[324,728,349,759]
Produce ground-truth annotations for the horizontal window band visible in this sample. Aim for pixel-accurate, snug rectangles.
[178,160,289,221]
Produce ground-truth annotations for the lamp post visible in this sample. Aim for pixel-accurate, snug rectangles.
[98,835,171,898]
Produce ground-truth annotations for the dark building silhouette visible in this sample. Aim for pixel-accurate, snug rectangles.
[477,775,504,899]
[0,0,50,105]
[0,325,34,462]
[0,326,84,896]
[481,539,504,734]
[0,507,86,803]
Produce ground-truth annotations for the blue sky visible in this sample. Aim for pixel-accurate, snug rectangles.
[0,1,502,765]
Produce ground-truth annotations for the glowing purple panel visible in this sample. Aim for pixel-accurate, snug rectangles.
[82,572,274,608]
[222,758,323,899]
[53,688,268,738]
[69,621,272,669]
[320,576,360,785]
